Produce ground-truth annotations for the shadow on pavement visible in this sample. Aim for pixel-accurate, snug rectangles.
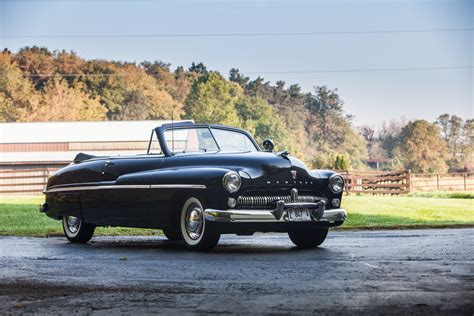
[73,236,337,255]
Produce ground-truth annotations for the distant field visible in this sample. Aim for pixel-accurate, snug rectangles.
[0,194,472,237]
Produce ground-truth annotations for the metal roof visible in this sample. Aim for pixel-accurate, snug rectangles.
[0,151,147,163]
[0,120,191,144]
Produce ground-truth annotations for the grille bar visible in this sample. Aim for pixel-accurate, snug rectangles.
[236,195,323,209]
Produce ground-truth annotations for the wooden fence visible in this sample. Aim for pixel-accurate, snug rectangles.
[410,172,473,192]
[340,170,473,194]
[0,166,472,195]
[0,168,60,195]
[341,170,410,195]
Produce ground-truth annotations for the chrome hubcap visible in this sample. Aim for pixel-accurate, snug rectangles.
[66,216,80,234]
[185,204,203,240]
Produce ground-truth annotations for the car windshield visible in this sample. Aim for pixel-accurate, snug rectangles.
[163,127,258,154]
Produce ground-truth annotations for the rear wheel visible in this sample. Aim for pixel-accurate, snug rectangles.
[288,228,328,249]
[62,215,95,243]
[180,197,220,251]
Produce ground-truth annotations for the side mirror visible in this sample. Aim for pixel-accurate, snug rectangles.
[262,139,275,152]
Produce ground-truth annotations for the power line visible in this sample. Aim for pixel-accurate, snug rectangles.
[0,0,158,1]
[244,66,474,75]
[2,66,472,77]
[0,0,158,2]
[2,28,473,39]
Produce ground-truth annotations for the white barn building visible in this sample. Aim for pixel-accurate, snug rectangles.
[0,120,193,194]
[0,120,186,170]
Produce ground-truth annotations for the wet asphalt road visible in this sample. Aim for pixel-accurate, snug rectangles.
[0,229,473,315]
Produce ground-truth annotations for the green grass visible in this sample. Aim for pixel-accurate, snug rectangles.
[0,194,472,237]
[405,191,474,199]
[340,195,474,229]
[0,196,163,237]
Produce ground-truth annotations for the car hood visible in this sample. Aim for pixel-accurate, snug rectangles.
[163,151,323,186]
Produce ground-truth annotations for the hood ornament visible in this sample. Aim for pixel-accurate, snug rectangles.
[291,170,297,180]
[291,188,298,202]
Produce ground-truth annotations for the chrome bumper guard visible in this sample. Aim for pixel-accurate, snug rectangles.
[204,201,347,223]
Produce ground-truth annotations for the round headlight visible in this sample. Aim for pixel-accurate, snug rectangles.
[223,171,241,193]
[328,174,344,193]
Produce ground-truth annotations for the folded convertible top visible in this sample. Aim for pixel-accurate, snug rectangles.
[73,152,100,163]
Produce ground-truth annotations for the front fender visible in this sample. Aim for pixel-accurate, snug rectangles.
[309,169,337,179]
[115,167,238,209]
[115,167,232,188]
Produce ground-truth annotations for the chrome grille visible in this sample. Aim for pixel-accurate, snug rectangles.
[236,194,324,209]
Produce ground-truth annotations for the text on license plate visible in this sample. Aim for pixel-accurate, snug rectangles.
[287,209,311,221]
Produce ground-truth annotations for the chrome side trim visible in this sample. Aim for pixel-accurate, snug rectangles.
[205,208,347,223]
[49,181,115,188]
[46,184,206,193]
[149,184,207,189]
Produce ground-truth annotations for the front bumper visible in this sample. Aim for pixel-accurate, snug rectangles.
[204,202,347,223]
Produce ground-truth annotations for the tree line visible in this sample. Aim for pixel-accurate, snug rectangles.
[361,115,473,173]
[0,47,472,173]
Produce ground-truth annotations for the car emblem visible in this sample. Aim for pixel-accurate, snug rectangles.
[291,170,297,180]
[291,188,298,202]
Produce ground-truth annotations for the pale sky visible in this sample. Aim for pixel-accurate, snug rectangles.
[1,0,472,127]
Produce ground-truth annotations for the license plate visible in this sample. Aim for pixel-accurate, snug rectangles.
[288,209,311,221]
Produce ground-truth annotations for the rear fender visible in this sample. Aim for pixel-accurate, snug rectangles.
[45,192,82,220]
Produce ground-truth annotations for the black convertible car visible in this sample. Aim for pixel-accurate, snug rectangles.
[41,121,347,250]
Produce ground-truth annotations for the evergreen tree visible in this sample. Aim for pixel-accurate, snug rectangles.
[334,156,341,170]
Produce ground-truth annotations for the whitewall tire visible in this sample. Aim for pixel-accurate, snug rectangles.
[62,215,95,243]
[180,197,220,251]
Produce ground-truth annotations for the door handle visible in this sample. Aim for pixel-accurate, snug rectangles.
[104,161,115,166]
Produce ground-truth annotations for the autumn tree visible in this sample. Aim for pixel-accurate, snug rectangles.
[394,120,448,173]
[172,66,199,103]
[54,50,85,86]
[0,51,40,122]
[461,119,474,169]
[82,61,181,120]
[13,46,55,89]
[141,62,198,104]
[377,118,407,158]
[436,113,468,170]
[29,77,106,121]
[80,60,126,118]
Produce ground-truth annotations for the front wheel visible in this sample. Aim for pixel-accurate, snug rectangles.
[288,228,328,249]
[62,215,95,243]
[180,197,220,251]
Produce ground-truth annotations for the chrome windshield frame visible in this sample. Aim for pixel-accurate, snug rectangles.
[155,123,261,157]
